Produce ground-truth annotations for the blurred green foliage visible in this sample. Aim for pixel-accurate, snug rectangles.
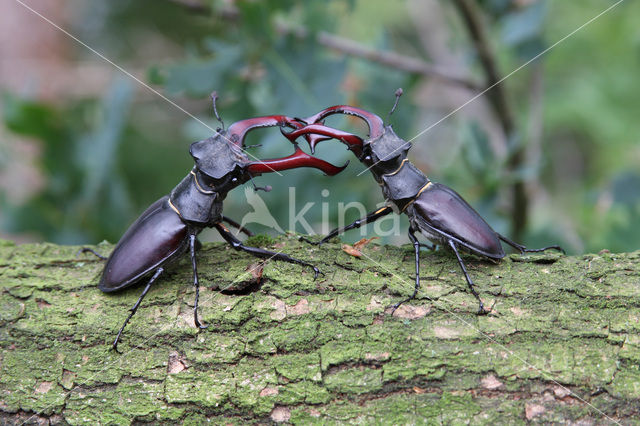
[1,0,638,254]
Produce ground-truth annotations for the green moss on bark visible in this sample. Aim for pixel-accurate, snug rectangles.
[1,237,639,423]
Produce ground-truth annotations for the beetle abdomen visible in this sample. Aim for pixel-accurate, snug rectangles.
[411,183,505,259]
[98,196,189,292]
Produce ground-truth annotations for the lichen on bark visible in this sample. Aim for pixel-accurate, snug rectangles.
[1,236,639,424]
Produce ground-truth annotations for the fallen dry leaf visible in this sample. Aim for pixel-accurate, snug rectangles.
[246,262,264,281]
[342,244,362,257]
[353,237,379,250]
[342,237,379,257]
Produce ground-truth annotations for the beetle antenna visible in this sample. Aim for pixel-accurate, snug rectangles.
[210,91,225,131]
[386,88,403,124]
[248,174,272,192]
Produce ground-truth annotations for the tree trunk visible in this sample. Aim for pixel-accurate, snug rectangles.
[1,236,638,424]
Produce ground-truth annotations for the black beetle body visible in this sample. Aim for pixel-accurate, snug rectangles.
[408,183,505,260]
[91,113,347,350]
[284,97,563,313]
[99,196,188,292]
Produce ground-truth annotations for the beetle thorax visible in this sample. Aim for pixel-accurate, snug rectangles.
[169,170,224,225]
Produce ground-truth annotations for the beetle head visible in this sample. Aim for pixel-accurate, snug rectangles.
[363,125,411,166]
[190,132,250,191]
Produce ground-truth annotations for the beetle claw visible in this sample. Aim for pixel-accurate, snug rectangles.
[111,341,123,354]
[476,303,490,315]
[299,236,322,246]
[194,311,207,329]
[78,247,107,260]
[312,267,322,280]
[388,297,410,316]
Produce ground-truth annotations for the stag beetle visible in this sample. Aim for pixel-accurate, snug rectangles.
[90,98,346,350]
[283,90,563,314]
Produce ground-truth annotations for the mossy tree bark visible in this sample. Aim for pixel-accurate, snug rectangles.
[1,236,639,424]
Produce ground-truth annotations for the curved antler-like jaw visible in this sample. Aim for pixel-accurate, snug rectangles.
[218,114,347,177]
[284,106,412,168]
[227,115,305,147]
[246,146,348,176]
[303,105,385,139]
[281,124,364,156]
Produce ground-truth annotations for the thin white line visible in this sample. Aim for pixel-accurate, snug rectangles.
[357,0,626,177]
[12,0,285,176]
[355,248,620,424]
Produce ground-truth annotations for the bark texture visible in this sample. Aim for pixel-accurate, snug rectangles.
[1,236,639,424]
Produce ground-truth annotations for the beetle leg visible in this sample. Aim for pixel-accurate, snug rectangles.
[300,206,394,246]
[215,223,323,280]
[221,215,254,237]
[498,234,565,255]
[189,233,208,329]
[77,247,107,260]
[112,267,163,352]
[390,226,423,315]
[447,239,488,315]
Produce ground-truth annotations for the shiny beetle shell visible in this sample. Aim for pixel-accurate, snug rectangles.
[410,183,505,259]
[98,196,189,292]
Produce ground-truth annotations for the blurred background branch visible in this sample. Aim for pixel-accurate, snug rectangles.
[280,24,482,91]
[451,0,524,240]
[168,0,482,90]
